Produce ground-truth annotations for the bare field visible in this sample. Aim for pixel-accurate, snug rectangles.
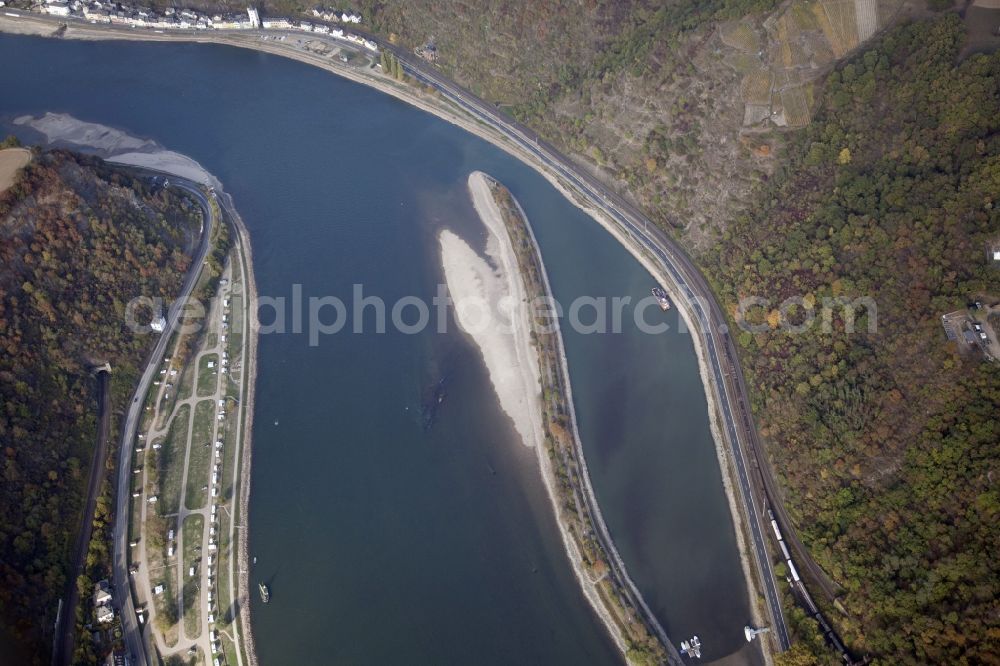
[0,148,31,193]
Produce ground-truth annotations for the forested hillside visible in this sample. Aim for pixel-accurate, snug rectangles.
[0,150,200,660]
[706,16,1000,663]
[353,0,786,245]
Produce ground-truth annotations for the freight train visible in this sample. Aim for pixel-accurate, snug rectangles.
[766,508,853,663]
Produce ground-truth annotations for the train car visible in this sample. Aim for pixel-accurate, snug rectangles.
[779,540,791,561]
[770,519,783,542]
[817,616,832,633]
[788,561,801,583]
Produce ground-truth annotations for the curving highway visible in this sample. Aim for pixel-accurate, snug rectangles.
[111,178,215,666]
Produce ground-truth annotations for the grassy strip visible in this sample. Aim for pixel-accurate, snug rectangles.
[182,514,204,639]
[176,349,197,403]
[185,399,216,511]
[149,550,179,647]
[197,353,220,398]
[154,404,190,516]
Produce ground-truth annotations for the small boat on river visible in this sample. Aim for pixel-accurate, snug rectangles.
[651,286,671,311]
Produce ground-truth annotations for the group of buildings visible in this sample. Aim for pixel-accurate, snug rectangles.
[34,0,262,28]
[259,14,377,50]
[93,580,115,625]
[28,0,377,50]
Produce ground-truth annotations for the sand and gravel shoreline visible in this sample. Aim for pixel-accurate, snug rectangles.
[12,112,225,189]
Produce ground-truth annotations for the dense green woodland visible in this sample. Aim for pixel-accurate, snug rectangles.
[707,16,1000,664]
[0,151,200,661]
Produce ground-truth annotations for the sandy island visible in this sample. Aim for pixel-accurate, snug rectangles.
[438,173,544,450]
[441,172,642,656]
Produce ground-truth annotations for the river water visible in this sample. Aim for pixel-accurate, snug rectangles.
[1,34,761,664]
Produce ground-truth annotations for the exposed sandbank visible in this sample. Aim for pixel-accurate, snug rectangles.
[440,171,631,655]
[437,172,544,450]
[12,113,222,188]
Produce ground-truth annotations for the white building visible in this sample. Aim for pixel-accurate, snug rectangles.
[246,6,260,28]
[96,605,114,624]
[93,582,113,607]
